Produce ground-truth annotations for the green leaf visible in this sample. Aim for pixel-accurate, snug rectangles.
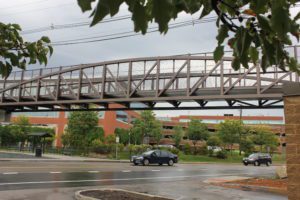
[90,0,110,26]
[151,0,174,33]
[11,24,21,31]
[249,46,259,64]
[216,25,229,45]
[199,0,212,19]
[288,57,300,73]
[48,45,54,56]
[260,55,269,72]
[257,15,271,32]
[41,36,50,43]
[213,45,224,63]
[293,12,300,22]
[270,0,291,40]
[77,0,95,12]
[249,0,268,14]
[8,53,19,66]
[231,57,240,71]
[107,0,124,16]
[131,1,148,34]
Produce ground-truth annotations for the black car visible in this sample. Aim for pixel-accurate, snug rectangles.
[131,150,178,166]
[243,153,272,166]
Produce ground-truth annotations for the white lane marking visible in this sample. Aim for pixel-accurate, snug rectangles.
[122,170,131,173]
[88,171,99,173]
[151,170,161,172]
[0,173,247,186]
[177,169,183,171]
[3,172,18,175]
[50,172,61,174]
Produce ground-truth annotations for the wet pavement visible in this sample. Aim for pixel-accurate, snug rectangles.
[0,161,287,200]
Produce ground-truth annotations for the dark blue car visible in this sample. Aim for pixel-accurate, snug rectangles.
[131,150,178,166]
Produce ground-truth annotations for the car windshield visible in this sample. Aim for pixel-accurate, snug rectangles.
[248,154,258,159]
[142,151,155,156]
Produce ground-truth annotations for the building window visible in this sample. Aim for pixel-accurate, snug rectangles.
[12,112,59,118]
[163,126,173,130]
[179,119,191,123]
[65,111,105,119]
[116,111,128,123]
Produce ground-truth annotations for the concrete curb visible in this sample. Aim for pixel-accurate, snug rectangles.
[75,188,173,200]
[0,158,130,163]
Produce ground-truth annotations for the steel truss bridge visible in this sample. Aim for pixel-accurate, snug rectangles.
[0,46,299,112]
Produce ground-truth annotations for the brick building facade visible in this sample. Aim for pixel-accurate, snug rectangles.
[11,106,285,150]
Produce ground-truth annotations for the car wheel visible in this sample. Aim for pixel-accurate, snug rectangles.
[254,161,260,166]
[133,162,138,166]
[168,159,174,166]
[143,159,149,166]
[244,163,248,166]
[159,163,163,166]
[266,161,271,166]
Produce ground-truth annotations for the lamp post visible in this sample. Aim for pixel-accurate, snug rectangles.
[239,104,243,155]
[116,136,119,160]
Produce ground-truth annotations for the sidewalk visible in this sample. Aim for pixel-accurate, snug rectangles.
[0,150,129,163]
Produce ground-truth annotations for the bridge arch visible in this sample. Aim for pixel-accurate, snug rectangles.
[0,53,298,112]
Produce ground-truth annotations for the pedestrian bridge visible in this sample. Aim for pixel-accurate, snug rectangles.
[0,46,299,112]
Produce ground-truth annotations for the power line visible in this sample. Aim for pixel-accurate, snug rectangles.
[22,15,132,35]
[51,17,217,46]
[52,17,216,44]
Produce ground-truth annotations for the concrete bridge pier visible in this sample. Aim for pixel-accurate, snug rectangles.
[283,83,300,200]
[0,110,11,123]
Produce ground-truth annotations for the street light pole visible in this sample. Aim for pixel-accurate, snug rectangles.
[116,136,119,160]
[239,104,243,155]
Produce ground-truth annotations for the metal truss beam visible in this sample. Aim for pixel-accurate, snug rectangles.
[0,46,298,112]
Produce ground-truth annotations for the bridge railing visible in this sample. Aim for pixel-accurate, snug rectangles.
[0,45,299,111]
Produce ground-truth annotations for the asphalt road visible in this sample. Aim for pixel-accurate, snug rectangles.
[0,161,287,200]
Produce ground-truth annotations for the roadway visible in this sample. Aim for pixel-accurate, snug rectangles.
[0,161,287,200]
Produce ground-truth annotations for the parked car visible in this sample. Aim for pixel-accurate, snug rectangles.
[207,146,222,152]
[131,150,178,166]
[243,153,272,166]
[157,144,175,149]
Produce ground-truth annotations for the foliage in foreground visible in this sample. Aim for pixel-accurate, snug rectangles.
[0,23,52,78]
[77,0,300,73]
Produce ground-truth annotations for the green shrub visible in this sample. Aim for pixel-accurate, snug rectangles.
[183,143,192,154]
[170,148,180,155]
[208,149,214,157]
[91,141,113,154]
[195,145,208,155]
[216,150,227,159]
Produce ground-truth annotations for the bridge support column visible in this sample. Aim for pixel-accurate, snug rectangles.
[0,110,11,123]
[283,83,300,200]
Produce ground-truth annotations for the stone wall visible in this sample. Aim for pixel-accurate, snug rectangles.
[284,96,300,200]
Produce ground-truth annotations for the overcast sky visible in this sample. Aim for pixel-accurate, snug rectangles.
[1,0,299,118]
